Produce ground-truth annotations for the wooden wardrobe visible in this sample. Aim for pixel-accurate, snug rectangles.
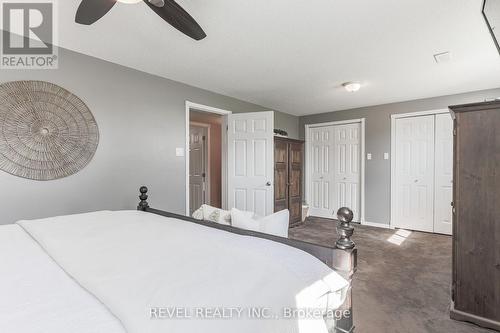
[449,101,500,331]
[274,137,304,227]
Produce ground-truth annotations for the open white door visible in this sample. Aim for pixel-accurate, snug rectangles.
[227,111,274,217]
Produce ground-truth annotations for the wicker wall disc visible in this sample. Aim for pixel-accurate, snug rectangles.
[0,81,99,180]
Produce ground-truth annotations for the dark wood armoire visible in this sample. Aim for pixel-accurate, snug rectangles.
[274,137,304,227]
[449,101,500,332]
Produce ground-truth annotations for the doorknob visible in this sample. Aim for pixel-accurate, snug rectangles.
[266,181,272,186]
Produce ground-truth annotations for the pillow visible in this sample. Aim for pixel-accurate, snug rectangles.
[230,208,261,232]
[202,205,232,225]
[191,205,253,226]
[192,207,204,220]
[231,208,290,238]
[261,210,290,238]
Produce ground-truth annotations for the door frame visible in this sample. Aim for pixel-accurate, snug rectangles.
[189,122,211,210]
[185,101,232,216]
[390,109,450,230]
[304,118,366,223]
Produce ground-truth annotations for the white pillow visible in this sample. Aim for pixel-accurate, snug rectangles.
[202,205,232,225]
[191,205,254,226]
[192,207,204,220]
[231,208,289,238]
[230,208,261,232]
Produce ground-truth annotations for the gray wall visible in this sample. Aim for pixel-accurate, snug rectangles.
[275,110,299,139]
[299,88,500,225]
[0,46,298,224]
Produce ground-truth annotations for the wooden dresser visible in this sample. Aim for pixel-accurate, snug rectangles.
[449,101,500,331]
[274,137,304,227]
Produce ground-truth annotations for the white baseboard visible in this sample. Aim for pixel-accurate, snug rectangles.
[361,221,393,229]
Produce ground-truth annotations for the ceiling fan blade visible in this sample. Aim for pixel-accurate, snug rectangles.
[75,0,117,25]
[144,0,207,40]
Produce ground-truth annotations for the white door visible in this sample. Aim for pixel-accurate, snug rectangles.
[394,115,435,232]
[308,122,362,220]
[433,113,453,235]
[189,125,208,215]
[333,123,361,222]
[227,111,274,217]
[309,126,335,218]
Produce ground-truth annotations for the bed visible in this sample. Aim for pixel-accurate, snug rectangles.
[0,187,357,333]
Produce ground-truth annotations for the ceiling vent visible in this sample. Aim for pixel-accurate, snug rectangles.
[434,52,452,64]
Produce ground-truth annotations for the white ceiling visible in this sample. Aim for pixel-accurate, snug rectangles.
[53,0,500,115]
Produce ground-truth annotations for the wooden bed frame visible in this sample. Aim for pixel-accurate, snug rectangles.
[137,186,357,333]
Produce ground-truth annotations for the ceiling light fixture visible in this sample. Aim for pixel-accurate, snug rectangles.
[342,82,361,92]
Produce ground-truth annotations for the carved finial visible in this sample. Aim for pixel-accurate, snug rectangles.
[137,186,149,211]
[335,207,355,250]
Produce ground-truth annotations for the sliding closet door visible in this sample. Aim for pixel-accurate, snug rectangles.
[309,126,334,218]
[433,113,453,235]
[333,123,361,222]
[394,115,435,232]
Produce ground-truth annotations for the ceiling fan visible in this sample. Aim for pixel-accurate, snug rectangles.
[75,0,206,40]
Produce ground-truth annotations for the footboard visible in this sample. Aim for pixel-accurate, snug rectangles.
[137,186,357,333]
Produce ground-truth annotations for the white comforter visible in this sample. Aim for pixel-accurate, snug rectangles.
[0,224,125,333]
[16,210,349,333]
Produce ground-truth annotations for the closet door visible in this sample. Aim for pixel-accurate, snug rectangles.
[394,115,435,232]
[433,113,453,235]
[333,123,361,222]
[309,127,334,218]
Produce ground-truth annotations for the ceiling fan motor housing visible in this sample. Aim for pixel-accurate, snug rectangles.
[148,0,165,7]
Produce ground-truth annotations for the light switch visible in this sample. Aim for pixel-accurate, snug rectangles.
[384,153,389,160]
[176,148,185,157]
[367,153,372,160]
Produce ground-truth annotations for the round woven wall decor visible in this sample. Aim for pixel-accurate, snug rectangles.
[0,81,99,180]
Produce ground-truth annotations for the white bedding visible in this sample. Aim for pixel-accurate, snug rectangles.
[0,224,125,333]
[7,210,348,333]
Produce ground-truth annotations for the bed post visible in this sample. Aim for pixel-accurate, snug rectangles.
[329,207,357,333]
[137,186,149,211]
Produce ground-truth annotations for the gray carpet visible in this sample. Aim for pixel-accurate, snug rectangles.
[289,217,496,333]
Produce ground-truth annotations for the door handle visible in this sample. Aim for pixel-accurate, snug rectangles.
[266,181,272,186]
